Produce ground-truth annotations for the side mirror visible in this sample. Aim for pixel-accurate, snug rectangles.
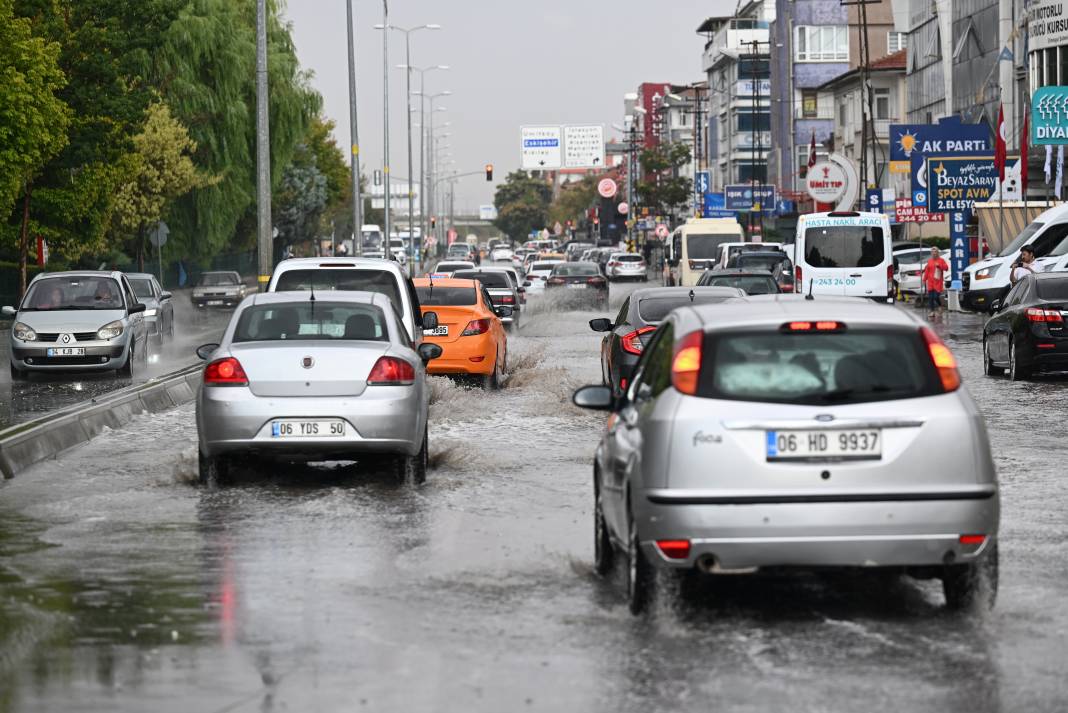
[589,317,613,332]
[990,298,1002,313]
[422,311,439,330]
[160,291,173,300]
[196,343,220,361]
[572,384,614,411]
[418,343,443,363]
[495,306,514,318]
[523,280,532,287]
[129,302,146,314]
[1,306,16,317]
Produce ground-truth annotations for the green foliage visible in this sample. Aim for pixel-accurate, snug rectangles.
[493,171,552,241]
[637,142,693,215]
[548,176,597,227]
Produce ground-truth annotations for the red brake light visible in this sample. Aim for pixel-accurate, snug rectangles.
[959,534,987,546]
[621,326,657,355]
[500,295,515,304]
[204,357,248,386]
[788,321,812,331]
[367,356,415,385]
[784,321,844,332]
[795,265,803,284]
[547,277,565,285]
[587,277,606,284]
[671,330,703,395]
[920,326,960,392]
[1026,307,1064,323]
[461,318,491,336]
[656,540,691,560]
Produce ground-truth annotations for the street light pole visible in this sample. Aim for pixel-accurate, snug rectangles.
[346,0,363,256]
[381,1,390,246]
[404,35,415,273]
[255,0,272,288]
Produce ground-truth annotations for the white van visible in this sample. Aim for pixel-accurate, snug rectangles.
[793,211,894,302]
[715,241,785,269]
[666,217,745,286]
[962,202,1068,311]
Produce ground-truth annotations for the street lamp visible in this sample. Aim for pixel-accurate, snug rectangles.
[255,0,271,286]
[403,70,449,247]
[413,92,450,248]
[375,22,441,273]
[345,0,363,255]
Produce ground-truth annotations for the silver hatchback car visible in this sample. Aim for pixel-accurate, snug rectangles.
[195,291,441,485]
[574,296,999,614]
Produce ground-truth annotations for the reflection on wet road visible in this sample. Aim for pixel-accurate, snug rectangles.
[0,289,1066,712]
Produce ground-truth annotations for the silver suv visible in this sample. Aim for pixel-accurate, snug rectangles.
[573,296,999,614]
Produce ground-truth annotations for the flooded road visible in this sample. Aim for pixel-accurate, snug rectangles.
[0,287,1066,712]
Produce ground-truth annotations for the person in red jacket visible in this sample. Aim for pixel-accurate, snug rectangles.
[922,246,949,313]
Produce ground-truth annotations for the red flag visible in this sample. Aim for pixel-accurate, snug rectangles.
[1021,114,1029,193]
[995,104,1007,182]
[807,131,817,169]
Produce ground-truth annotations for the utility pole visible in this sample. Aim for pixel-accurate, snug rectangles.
[844,0,882,198]
[382,0,391,245]
[404,36,415,274]
[750,40,758,237]
[255,0,272,288]
[346,0,363,255]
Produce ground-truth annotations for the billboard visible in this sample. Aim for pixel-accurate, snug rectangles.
[725,184,775,211]
[926,155,998,213]
[889,118,992,173]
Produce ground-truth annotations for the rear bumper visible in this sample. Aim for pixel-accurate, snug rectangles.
[193,295,241,308]
[636,489,999,570]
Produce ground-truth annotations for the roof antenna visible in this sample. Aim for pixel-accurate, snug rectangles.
[688,289,695,302]
[805,278,815,301]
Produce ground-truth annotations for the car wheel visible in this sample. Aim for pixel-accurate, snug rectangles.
[1008,340,1031,381]
[593,473,615,576]
[168,314,175,338]
[483,351,501,390]
[393,426,428,485]
[117,344,134,377]
[983,338,1005,376]
[198,450,229,487]
[943,543,998,611]
[625,504,654,615]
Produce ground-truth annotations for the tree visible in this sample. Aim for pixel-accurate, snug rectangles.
[0,0,71,292]
[492,171,551,241]
[548,176,597,227]
[636,142,693,216]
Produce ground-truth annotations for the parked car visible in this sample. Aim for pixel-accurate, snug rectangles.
[605,253,648,282]
[4,271,149,379]
[192,271,247,309]
[194,291,442,484]
[126,272,175,343]
[589,286,745,397]
[982,272,1068,380]
[697,268,781,295]
[573,296,1000,614]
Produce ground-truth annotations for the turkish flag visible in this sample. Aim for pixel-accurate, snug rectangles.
[1021,114,1029,193]
[995,104,1007,182]
[808,131,817,169]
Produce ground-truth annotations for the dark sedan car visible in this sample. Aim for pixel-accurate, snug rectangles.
[588,286,745,396]
[697,268,781,295]
[545,262,608,308]
[452,268,522,329]
[728,251,795,293]
[983,273,1068,380]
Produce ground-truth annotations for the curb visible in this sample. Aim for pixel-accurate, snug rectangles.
[0,364,202,480]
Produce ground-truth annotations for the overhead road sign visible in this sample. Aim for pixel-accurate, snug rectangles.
[563,125,605,168]
[521,126,562,170]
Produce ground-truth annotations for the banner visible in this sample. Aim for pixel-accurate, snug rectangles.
[891,118,992,173]
[926,155,998,213]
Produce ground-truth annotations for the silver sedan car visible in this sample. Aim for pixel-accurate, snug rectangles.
[126,272,175,343]
[195,291,441,485]
[574,296,999,614]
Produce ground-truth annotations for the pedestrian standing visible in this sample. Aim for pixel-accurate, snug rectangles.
[1010,245,1038,285]
[922,246,949,314]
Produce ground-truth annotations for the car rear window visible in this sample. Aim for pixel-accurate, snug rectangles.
[452,270,510,288]
[703,275,779,295]
[735,255,787,272]
[616,254,643,262]
[637,295,737,323]
[803,226,885,268]
[273,268,403,312]
[1036,277,1068,301]
[531,262,560,272]
[696,328,939,405]
[234,302,389,342]
[552,263,600,276]
[435,262,472,272]
[415,286,476,305]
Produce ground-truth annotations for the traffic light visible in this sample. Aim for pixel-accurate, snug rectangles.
[431,216,437,229]
[485,164,493,182]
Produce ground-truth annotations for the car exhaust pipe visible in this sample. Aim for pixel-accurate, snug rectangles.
[696,554,759,575]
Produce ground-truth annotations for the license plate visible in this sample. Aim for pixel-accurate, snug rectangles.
[206,300,224,306]
[47,347,85,357]
[567,283,586,289]
[766,429,881,461]
[424,325,448,336]
[271,420,346,438]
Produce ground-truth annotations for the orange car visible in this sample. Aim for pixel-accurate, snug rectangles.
[413,277,509,388]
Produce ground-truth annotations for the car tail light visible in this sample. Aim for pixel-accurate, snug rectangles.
[461,318,491,336]
[671,330,703,395]
[609,261,620,267]
[887,263,895,292]
[367,356,415,385]
[920,326,960,392]
[587,277,606,285]
[656,540,691,559]
[795,265,803,285]
[783,321,844,332]
[500,295,515,304]
[204,357,249,386]
[547,277,565,285]
[1026,307,1064,323]
[780,282,795,293]
[621,326,657,355]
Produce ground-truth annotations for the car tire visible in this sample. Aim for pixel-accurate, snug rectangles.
[1008,340,1031,381]
[117,344,134,377]
[625,504,654,615]
[394,426,428,485]
[593,473,615,576]
[943,543,998,611]
[983,338,1005,376]
[198,450,229,487]
[484,351,501,390]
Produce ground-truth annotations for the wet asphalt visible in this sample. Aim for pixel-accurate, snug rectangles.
[0,282,1066,712]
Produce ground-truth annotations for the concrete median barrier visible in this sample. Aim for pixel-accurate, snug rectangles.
[0,364,202,480]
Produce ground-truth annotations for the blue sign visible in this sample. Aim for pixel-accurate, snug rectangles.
[889,117,991,168]
[926,155,998,213]
[866,189,882,213]
[523,138,559,148]
[725,184,776,211]
[1031,86,1068,145]
[702,192,735,218]
[949,210,970,288]
[695,171,711,194]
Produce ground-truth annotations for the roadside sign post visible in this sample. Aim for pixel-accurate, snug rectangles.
[149,221,170,285]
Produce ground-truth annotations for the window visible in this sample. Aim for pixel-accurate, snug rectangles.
[415,286,476,306]
[803,225,886,268]
[795,26,848,62]
[633,324,674,400]
[887,32,907,53]
[874,88,891,120]
[23,276,124,311]
[1036,277,1068,300]
[802,90,818,118]
[735,111,770,132]
[273,269,403,315]
[233,302,389,342]
[839,101,847,127]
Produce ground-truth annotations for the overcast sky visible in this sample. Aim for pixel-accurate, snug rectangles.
[286,0,734,213]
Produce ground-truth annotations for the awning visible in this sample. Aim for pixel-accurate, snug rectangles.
[973,201,1060,254]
